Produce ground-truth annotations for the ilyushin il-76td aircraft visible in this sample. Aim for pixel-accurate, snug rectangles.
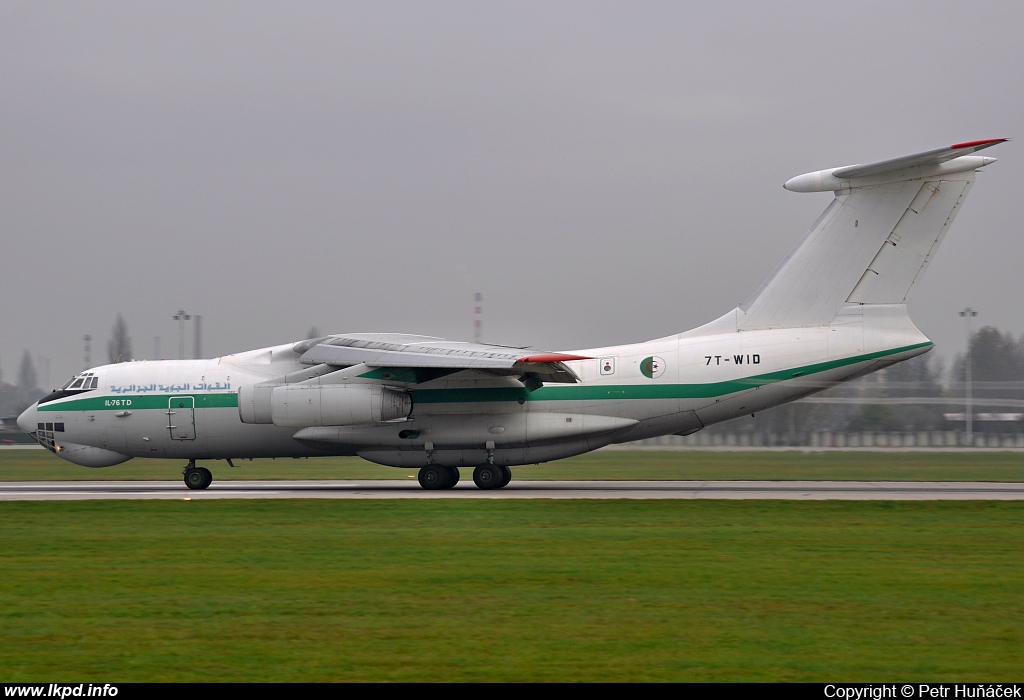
[19,139,1007,490]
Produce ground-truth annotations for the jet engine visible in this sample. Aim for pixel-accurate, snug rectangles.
[238,383,412,427]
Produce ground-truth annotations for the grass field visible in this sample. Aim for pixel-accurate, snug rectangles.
[2,447,1023,482]
[1,499,1021,682]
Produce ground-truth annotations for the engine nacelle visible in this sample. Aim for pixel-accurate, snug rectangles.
[238,383,411,427]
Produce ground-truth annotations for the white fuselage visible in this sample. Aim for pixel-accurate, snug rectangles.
[21,304,931,470]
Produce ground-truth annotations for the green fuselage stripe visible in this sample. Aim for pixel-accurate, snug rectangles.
[38,393,240,412]
[412,342,932,404]
[36,342,930,411]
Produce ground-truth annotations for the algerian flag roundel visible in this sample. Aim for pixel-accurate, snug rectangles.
[640,356,665,379]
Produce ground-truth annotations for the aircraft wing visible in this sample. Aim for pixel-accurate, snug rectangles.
[293,333,589,384]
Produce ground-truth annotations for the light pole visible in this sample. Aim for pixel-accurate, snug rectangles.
[473,292,482,343]
[959,307,978,447]
[173,310,191,360]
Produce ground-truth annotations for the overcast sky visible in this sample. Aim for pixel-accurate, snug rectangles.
[2,1,1021,389]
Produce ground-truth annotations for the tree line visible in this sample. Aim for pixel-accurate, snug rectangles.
[1,313,134,416]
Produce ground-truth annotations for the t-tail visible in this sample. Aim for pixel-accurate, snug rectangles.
[692,139,1006,344]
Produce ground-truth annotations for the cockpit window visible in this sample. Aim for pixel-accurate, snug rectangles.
[38,372,101,406]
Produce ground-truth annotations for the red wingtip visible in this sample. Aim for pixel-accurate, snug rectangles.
[950,138,1008,150]
[517,353,592,363]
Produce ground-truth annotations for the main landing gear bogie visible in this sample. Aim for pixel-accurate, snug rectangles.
[183,461,213,490]
[472,464,512,490]
[417,465,461,490]
[416,464,511,490]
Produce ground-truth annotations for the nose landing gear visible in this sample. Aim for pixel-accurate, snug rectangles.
[183,460,213,490]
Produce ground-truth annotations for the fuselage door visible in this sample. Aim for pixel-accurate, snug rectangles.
[168,396,196,441]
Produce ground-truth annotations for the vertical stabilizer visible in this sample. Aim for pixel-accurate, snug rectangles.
[735,140,1004,331]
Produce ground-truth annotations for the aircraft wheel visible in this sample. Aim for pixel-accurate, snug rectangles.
[445,466,460,488]
[184,467,211,490]
[418,465,450,490]
[498,465,512,488]
[473,464,503,490]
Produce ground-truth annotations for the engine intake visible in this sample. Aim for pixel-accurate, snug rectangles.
[238,383,411,427]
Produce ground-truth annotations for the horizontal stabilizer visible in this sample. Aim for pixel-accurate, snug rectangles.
[784,138,1005,193]
[833,138,1006,179]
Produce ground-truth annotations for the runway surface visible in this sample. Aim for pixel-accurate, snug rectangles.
[2,480,1024,500]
